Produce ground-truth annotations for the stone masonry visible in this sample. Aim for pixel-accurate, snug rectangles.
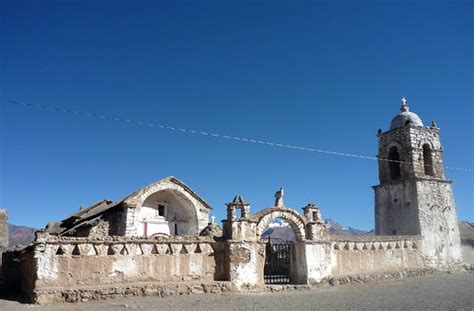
[374,98,462,266]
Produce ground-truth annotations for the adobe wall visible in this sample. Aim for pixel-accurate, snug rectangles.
[2,246,37,299]
[12,232,227,303]
[330,235,423,276]
[225,241,265,289]
[292,241,332,284]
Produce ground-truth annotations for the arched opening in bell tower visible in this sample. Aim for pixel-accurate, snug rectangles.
[388,146,401,180]
[422,144,434,176]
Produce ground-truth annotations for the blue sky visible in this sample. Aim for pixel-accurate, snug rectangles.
[1,0,472,230]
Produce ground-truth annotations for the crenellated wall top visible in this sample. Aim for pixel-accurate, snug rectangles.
[34,231,215,244]
[330,235,422,252]
[330,235,421,242]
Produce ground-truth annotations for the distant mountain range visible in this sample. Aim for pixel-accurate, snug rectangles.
[261,218,373,241]
[261,219,474,242]
[325,219,374,236]
[5,220,474,247]
[8,223,37,247]
[459,221,474,241]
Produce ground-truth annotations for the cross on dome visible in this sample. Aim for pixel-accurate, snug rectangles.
[390,96,423,130]
[400,96,409,112]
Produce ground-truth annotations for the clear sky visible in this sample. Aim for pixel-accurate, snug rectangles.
[1,0,472,230]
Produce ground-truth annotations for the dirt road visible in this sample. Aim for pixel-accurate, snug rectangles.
[1,272,473,310]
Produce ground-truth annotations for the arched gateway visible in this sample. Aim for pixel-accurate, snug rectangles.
[254,207,308,284]
[254,207,308,241]
[222,193,330,286]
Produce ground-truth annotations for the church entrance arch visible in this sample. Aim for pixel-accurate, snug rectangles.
[254,208,308,284]
[255,208,307,241]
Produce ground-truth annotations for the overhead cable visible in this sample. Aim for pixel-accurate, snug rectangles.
[5,99,472,173]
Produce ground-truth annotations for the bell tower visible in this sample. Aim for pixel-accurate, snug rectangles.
[373,97,462,266]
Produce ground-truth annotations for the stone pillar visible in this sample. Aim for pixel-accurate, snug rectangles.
[222,196,264,289]
[302,241,332,284]
[227,205,236,221]
[124,204,138,236]
[225,241,265,290]
[303,203,321,222]
[223,196,254,241]
[302,204,329,241]
[0,209,8,249]
[298,204,332,284]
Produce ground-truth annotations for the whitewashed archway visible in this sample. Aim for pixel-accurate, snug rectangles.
[255,208,307,241]
[122,177,212,236]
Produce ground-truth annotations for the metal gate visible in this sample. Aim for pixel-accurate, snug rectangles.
[264,241,291,284]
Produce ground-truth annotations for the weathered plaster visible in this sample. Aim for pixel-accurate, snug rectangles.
[304,242,332,283]
[227,241,264,289]
[330,236,423,276]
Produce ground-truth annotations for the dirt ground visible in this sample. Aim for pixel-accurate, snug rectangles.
[1,272,473,311]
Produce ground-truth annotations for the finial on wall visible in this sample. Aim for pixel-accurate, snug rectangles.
[274,187,284,207]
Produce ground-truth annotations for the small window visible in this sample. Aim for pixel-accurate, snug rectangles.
[158,204,166,217]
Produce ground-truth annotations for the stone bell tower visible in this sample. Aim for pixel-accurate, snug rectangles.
[373,97,462,266]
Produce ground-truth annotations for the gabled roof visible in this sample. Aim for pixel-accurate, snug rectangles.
[122,176,212,211]
[45,176,211,236]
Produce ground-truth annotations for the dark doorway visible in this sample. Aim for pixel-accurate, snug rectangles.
[264,240,291,284]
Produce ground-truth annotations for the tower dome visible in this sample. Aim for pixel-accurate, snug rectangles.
[389,97,423,130]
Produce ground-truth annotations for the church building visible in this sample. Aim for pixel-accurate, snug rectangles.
[1,98,463,304]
